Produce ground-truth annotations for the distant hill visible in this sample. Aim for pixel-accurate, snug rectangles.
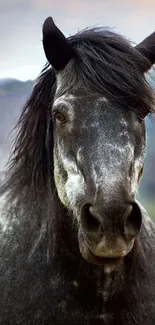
[0,78,33,169]
[0,74,154,209]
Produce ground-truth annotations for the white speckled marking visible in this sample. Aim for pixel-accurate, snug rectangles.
[131,158,144,195]
[64,157,85,208]
[72,280,79,287]
[0,193,9,232]
[91,166,99,204]
[0,193,20,234]
[53,94,76,109]
[96,97,109,105]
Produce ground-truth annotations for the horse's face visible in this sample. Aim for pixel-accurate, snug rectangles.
[53,84,144,266]
[42,17,155,267]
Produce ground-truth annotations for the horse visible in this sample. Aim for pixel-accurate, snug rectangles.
[0,16,155,325]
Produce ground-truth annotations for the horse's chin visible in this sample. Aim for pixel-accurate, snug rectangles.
[78,230,128,272]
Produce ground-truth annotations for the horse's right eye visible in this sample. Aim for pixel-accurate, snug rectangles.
[53,112,67,124]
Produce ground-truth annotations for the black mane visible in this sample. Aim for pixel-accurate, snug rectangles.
[4,27,155,198]
[68,27,155,112]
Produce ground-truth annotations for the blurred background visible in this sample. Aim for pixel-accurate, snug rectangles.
[0,0,154,217]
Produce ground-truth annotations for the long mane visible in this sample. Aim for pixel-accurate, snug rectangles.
[4,65,56,199]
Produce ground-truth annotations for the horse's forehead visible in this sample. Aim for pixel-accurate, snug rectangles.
[53,93,108,108]
[53,94,76,107]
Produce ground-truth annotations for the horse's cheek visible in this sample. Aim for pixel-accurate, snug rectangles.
[54,163,71,208]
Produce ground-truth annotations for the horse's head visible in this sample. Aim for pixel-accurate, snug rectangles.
[43,18,155,266]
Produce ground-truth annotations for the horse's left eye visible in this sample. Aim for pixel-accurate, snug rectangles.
[54,112,67,124]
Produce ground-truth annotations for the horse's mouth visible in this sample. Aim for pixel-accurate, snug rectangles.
[78,230,128,268]
[79,241,123,266]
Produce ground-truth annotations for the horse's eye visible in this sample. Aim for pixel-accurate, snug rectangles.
[54,112,67,124]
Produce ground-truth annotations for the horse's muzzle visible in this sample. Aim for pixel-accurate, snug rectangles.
[78,201,142,266]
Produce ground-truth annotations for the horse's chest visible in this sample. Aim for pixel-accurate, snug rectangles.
[1,272,155,325]
[48,275,104,324]
[49,274,155,325]
[1,258,155,325]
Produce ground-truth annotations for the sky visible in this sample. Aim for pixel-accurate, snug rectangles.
[0,0,155,80]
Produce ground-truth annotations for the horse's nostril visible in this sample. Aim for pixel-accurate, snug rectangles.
[124,202,142,240]
[81,202,142,240]
[80,204,100,232]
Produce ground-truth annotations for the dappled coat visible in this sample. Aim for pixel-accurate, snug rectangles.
[0,17,155,325]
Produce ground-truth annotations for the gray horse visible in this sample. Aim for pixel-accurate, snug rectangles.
[0,17,155,325]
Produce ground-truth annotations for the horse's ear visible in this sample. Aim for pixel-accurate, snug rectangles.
[135,32,155,72]
[42,17,74,71]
